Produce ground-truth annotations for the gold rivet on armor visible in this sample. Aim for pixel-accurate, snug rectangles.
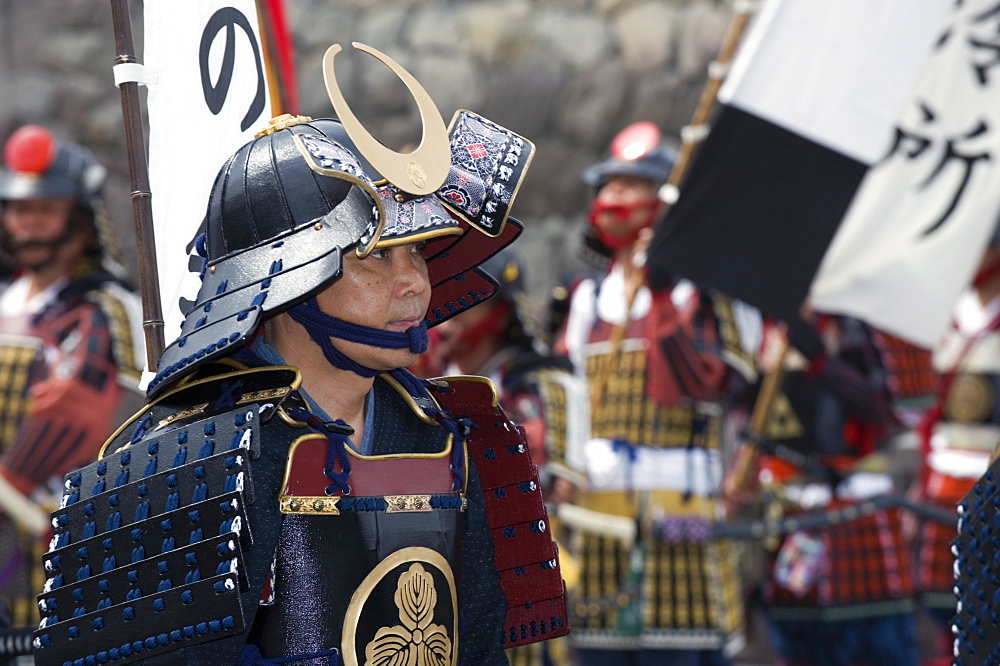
[394,193,406,203]
[395,498,408,510]
[289,499,302,512]
[412,498,424,509]
[209,266,216,274]
[312,499,325,512]
[314,223,323,231]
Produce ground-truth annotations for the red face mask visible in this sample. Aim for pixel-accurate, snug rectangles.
[587,198,659,250]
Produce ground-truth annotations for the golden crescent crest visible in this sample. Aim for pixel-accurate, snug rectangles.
[324,43,451,196]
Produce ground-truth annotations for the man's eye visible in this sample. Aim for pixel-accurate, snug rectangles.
[410,241,427,254]
[370,248,389,259]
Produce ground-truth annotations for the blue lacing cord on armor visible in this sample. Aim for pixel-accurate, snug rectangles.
[388,369,470,492]
[214,380,245,409]
[286,408,353,495]
[611,439,638,493]
[238,644,339,666]
[322,424,353,495]
[194,232,209,280]
[387,366,432,396]
[130,413,153,445]
[438,415,471,492]
[288,298,428,378]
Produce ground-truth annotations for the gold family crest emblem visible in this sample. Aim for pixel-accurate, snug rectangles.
[365,563,452,665]
[342,547,458,666]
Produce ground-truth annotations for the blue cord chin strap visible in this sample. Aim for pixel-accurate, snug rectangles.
[288,298,429,377]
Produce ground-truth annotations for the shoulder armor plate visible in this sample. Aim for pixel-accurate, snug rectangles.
[33,365,300,665]
[433,375,569,648]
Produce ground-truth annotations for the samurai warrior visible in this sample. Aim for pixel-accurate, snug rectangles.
[749,314,936,666]
[0,125,143,628]
[32,44,566,665]
[556,123,758,665]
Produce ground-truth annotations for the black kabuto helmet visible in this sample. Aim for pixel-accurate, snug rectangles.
[147,43,534,398]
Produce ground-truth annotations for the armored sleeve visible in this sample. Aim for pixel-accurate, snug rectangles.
[0,300,129,496]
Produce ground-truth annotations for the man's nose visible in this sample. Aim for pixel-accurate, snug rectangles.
[394,254,429,297]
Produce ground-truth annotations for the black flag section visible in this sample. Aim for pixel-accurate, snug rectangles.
[647,106,868,321]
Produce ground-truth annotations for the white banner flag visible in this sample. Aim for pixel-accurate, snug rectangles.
[809,2,1000,348]
[143,0,271,371]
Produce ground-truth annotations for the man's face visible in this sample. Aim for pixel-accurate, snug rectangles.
[315,241,432,370]
[2,197,76,269]
[591,174,660,242]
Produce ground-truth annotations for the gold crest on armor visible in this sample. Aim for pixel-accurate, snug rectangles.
[945,374,995,423]
[342,547,458,666]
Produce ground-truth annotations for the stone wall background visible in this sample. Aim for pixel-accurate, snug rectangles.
[0,0,733,336]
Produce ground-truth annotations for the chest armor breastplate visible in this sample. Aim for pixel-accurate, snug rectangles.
[251,434,466,664]
[0,315,44,451]
[584,319,720,450]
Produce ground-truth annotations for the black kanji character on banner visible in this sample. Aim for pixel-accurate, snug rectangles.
[881,101,992,237]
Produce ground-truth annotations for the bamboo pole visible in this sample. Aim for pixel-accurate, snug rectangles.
[109,0,165,368]
[661,2,756,204]
[723,337,790,501]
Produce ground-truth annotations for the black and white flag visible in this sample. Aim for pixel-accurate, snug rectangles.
[649,0,1000,348]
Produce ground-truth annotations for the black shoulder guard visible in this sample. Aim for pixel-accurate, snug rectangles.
[953,459,1000,666]
[33,365,304,666]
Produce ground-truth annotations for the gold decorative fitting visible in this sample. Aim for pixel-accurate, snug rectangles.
[393,193,406,203]
[385,494,434,513]
[237,387,290,404]
[255,113,314,138]
[314,223,323,230]
[155,403,209,431]
[280,495,341,515]
[209,266,216,274]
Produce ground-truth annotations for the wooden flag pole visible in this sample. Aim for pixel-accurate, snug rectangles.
[110,0,165,368]
[590,0,759,413]
[722,336,790,503]
[660,0,757,206]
